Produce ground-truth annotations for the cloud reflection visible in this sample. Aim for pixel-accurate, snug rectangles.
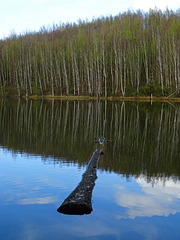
[18,196,57,205]
[115,176,180,219]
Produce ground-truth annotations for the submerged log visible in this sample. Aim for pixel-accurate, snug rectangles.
[57,148,103,215]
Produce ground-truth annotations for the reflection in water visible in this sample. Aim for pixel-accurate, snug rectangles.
[1,99,180,182]
[115,176,180,219]
[1,99,180,240]
[18,196,57,205]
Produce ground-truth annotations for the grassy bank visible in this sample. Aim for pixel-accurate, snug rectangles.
[27,95,180,102]
[1,86,180,102]
[2,93,180,103]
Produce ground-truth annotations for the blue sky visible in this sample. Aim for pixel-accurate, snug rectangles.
[1,0,179,39]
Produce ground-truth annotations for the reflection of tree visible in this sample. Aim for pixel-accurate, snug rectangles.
[1,99,180,180]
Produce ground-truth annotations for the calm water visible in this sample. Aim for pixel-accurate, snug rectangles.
[1,99,180,240]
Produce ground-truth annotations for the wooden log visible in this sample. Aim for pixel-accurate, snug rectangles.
[57,148,103,215]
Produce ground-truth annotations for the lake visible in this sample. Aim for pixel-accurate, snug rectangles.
[0,99,180,240]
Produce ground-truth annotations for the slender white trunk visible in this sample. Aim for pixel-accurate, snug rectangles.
[157,31,164,95]
[62,55,69,95]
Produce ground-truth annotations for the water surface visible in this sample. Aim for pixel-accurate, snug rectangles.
[0,99,180,239]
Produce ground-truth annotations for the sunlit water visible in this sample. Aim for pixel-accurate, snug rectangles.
[1,99,180,240]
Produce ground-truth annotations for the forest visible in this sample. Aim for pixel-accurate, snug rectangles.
[0,8,180,98]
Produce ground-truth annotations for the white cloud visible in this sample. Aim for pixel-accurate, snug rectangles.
[115,176,180,219]
[0,0,179,38]
[18,196,57,205]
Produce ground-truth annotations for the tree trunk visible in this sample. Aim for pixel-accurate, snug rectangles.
[57,148,103,215]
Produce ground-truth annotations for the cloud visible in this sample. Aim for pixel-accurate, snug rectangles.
[18,196,57,205]
[1,0,179,39]
[115,176,180,219]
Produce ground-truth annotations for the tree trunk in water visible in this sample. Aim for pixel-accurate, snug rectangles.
[57,148,103,215]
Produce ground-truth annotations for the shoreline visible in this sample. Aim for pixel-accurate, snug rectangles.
[2,94,180,102]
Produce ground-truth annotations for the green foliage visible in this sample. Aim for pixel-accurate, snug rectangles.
[139,85,153,96]
[0,8,179,97]
[31,86,42,95]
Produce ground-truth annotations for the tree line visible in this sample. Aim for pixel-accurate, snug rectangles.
[0,8,180,97]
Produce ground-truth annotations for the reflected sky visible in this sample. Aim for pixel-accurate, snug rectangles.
[1,100,180,239]
[1,147,180,239]
[0,148,84,208]
[115,176,180,219]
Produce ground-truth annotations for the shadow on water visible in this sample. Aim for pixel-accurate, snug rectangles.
[1,99,180,184]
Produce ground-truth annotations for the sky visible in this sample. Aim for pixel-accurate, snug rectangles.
[0,0,179,39]
[115,176,180,219]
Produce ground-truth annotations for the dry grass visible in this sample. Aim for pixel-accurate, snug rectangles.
[23,95,180,102]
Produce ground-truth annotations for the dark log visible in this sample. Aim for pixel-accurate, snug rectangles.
[57,148,103,215]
